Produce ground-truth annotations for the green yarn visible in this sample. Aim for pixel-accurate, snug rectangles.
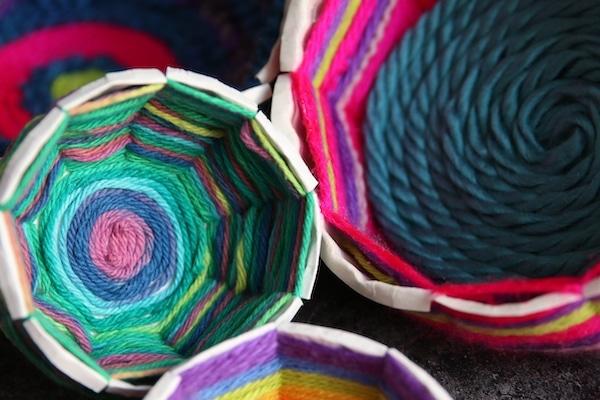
[5,78,316,381]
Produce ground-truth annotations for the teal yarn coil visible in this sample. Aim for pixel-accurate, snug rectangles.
[365,0,600,282]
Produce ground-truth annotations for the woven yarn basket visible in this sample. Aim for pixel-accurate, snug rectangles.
[0,68,321,395]
[146,323,452,400]
[0,0,285,141]
[269,0,600,350]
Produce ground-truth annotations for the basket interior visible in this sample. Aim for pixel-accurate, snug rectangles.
[6,80,315,380]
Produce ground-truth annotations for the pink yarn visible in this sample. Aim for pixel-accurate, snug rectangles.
[89,210,153,280]
[296,0,432,231]
[240,122,270,159]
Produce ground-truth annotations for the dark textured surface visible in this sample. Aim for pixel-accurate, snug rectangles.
[297,268,600,400]
[1,266,599,399]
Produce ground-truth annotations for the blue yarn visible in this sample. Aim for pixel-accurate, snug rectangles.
[281,356,380,386]
[250,207,273,291]
[0,139,8,155]
[365,0,600,282]
[176,293,237,354]
[197,359,283,399]
[0,1,223,71]
[67,189,177,302]
[127,143,193,169]
[223,0,286,88]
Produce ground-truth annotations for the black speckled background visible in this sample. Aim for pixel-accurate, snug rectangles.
[1,266,599,399]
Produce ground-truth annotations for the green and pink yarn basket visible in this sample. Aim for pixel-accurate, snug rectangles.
[0,68,321,395]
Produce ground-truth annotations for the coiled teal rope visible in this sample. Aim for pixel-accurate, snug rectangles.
[365,0,600,282]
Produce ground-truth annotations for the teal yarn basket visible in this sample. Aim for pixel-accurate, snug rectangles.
[0,68,321,395]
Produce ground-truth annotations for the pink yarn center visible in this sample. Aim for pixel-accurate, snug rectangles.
[90,210,154,280]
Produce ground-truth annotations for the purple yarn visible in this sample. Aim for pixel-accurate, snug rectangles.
[309,0,351,77]
[329,0,392,226]
[277,334,383,377]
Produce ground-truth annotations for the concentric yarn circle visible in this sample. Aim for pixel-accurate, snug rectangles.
[7,77,317,381]
[37,163,191,312]
[365,0,600,282]
[89,209,154,280]
[65,188,178,303]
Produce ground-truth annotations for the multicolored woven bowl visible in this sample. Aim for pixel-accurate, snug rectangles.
[146,322,452,400]
[0,0,285,140]
[270,0,600,350]
[0,68,321,395]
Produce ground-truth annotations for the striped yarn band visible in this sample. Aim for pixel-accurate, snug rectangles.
[292,0,436,288]
[147,324,451,400]
[1,74,316,383]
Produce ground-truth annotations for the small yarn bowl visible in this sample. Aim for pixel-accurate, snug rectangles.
[145,322,452,400]
[269,0,600,350]
[0,68,321,395]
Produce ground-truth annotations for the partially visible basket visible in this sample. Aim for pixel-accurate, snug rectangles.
[0,68,321,395]
[269,0,600,350]
[146,322,452,400]
[0,0,285,140]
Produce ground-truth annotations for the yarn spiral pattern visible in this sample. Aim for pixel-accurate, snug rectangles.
[0,0,285,140]
[365,0,600,282]
[290,0,600,350]
[153,324,449,400]
[4,79,316,380]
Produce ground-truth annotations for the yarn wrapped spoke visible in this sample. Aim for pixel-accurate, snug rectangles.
[365,0,600,282]
[7,79,315,380]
